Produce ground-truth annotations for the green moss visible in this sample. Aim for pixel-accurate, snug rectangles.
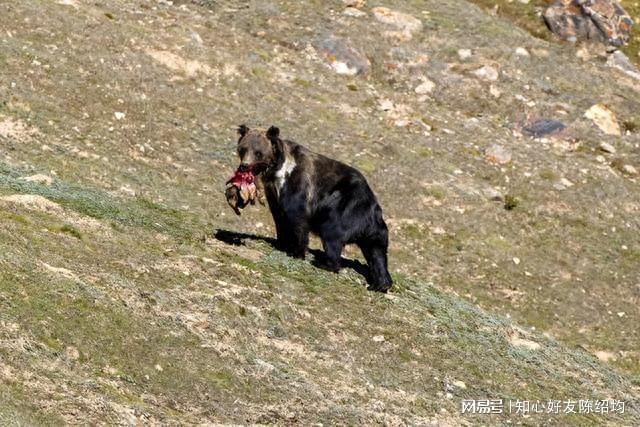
[354,159,377,174]
[50,223,83,240]
[504,194,519,211]
[539,168,558,181]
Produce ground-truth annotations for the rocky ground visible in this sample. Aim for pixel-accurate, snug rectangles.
[1,0,639,424]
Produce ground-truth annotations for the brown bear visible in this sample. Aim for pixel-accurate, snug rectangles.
[235,124,392,292]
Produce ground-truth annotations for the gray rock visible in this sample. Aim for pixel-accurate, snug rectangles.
[472,65,499,81]
[606,50,640,80]
[523,119,567,138]
[316,37,370,75]
[543,0,633,47]
[343,7,366,18]
[599,141,616,153]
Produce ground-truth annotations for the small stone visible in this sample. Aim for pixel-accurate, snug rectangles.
[472,65,498,81]
[431,226,446,235]
[414,78,435,94]
[484,144,512,164]
[489,85,501,98]
[372,335,385,343]
[65,346,80,361]
[599,141,616,154]
[595,351,616,362]
[114,111,126,120]
[103,365,118,375]
[343,7,366,17]
[513,257,521,265]
[531,48,550,57]
[515,47,530,57]
[452,380,467,389]
[576,46,592,61]
[560,177,574,187]
[622,164,638,175]
[484,187,503,201]
[457,49,472,60]
[584,104,621,136]
[378,99,394,111]
[155,364,163,372]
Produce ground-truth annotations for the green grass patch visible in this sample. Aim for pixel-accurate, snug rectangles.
[0,162,199,240]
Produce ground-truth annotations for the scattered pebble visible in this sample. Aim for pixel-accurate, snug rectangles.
[452,380,466,389]
[343,7,366,17]
[372,335,385,343]
[457,49,472,60]
[472,65,499,81]
[484,144,511,164]
[599,142,616,154]
[595,351,616,362]
[515,47,530,57]
[65,346,80,361]
[414,78,435,94]
[489,85,501,98]
[622,164,638,175]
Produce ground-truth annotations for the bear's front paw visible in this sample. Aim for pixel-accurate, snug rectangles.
[288,249,306,260]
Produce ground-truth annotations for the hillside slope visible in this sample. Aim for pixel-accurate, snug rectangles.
[1,0,639,424]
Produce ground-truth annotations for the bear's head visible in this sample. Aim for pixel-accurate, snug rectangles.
[236,124,283,175]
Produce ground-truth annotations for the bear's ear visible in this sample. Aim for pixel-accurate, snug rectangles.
[266,125,280,142]
[237,124,249,139]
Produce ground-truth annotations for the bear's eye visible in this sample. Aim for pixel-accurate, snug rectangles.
[255,151,263,160]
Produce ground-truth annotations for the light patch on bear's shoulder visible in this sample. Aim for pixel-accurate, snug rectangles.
[275,157,297,195]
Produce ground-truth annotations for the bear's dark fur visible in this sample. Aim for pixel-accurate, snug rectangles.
[235,124,392,292]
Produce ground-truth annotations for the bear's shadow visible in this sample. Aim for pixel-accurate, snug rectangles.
[213,229,372,285]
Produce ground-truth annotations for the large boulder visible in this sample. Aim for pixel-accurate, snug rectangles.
[543,0,633,46]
